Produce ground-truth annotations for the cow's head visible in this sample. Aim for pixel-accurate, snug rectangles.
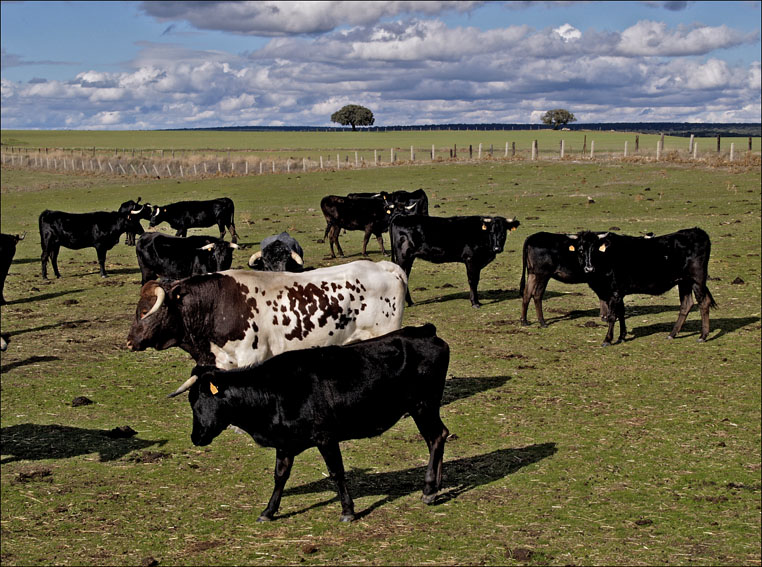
[483,216,520,253]
[180,366,234,446]
[126,280,184,352]
[149,206,165,227]
[577,231,612,274]
[248,240,304,272]
[199,241,239,272]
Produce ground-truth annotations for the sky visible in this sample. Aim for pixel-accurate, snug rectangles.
[1,1,760,130]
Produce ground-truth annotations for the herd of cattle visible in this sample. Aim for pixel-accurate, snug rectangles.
[0,189,717,520]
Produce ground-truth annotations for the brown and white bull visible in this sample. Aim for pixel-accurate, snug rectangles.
[126,260,408,381]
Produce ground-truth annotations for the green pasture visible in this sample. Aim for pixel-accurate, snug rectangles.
[1,155,760,566]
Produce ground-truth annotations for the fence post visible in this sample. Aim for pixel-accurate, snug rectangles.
[716,135,721,153]
[303,158,307,172]
[624,141,628,158]
[590,141,595,159]
[272,161,276,173]
[531,140,537,161]
[583,135,587,154]
[689,134,694,153]
[693,141,698,159]
[635,135,639,152]
[504,142,509,158]
[432,144,435,160]
[478,143,482,159]
[656,141,661,161]
[374,150,377,166]
[390,148,394,163]
[355,151,358,167]
[410,146,414,161]
[730,143,735,162]
[320,156,324,169]
[560,140,565,159]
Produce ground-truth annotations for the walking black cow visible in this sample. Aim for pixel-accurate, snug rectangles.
[39,202,145,279]
[575,228,717,345]
[519,231,607,327]
[136,232,238,284]
[0,232,25,304]
[319,195,391,257]
[149,198,239,243]
[172,324,450,523]
[390,214,520,308]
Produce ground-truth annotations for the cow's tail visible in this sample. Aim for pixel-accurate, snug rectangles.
[519,236,529,296]
[38,210,50,250]
[704,286,718,309]
[388,219,399,263]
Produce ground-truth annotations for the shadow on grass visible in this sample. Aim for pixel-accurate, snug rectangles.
[0,423,168,464]
[279,442,557,520]
[3,319,91,339]
[413,287,519,307]
[6,289,85,306]
[442,375,511,407]
[1,355,60,373]
[630,316,759,342]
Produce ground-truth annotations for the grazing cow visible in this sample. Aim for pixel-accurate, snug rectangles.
[248,232,304,272]
[149,197,239,243]
[390,214,520,308]
[519,231,607,327]
[126,260,407,369]
[575,228,717,346]
[136,232,239,284]
[119,198,153,246]
[39,202,145,279]
[319,195,391,257]
[173,324,450,523]
[1,232,25,305]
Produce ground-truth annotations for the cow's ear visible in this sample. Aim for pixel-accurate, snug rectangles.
[169,282,190,303]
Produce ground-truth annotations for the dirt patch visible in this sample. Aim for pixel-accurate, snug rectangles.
[15,467,52,483]
[128,451,171,464]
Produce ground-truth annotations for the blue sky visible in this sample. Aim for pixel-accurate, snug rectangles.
[2,1,760,129]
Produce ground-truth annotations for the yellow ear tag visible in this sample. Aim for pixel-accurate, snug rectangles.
[482,224,487,230]
[569,245,575,252]
[210,382,219,395]
[599,244,607,252]
[511,227,516,231]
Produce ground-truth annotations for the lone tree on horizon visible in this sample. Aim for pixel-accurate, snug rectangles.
[331,104,375,131]
[541,109,577,130]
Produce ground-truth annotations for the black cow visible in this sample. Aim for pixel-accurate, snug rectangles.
[519,231,607,327]
[248,232,304,272]
[136,232,238,284]
[149,198,239,243]
[382,188,429,216]
[575,228,717,345]
[390,214,520,308]
[172,324,450,523]
[319,195,392,257]
[118,198,152,246]
[39,203,145,279]
[1,232,25,304]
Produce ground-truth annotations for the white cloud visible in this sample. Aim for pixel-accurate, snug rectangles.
[554,23,581,42]
[618,20,758,56]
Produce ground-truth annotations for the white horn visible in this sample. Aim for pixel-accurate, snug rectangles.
[405,203,416,210]
[291,251,304,265]
[598,232,609,239]
[248,250,262,266]
[199,243,215,251]
[228,242,239,249]
[142,285,166,319]
[167,375,198,398]
[130,205,144,215]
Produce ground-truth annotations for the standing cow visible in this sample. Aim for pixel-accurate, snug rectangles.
[119,198,153,246]
[575,228,717,345]
[136,233,238,284]
[149,198,239,243]
[248,232,304,272]
[39,202,146,279]
[1,232,25,304]
[319,195,391,257]
[127,260,407,369]
[174,324,450,523]
[390,214,520,308]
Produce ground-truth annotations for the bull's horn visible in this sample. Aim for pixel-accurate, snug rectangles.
[598,232,609,239]
[291,251,304,265]
[167,374,198,398]
[18,232,27,241]
[228,243,239,249]
[248,250,262,266]
[484,218,492,222]
[509,217,516,222]
[405,203,416,210]
[199,243,215,251]
[130,205,144,215]
[142,285,166,319]
[567,234,578,239]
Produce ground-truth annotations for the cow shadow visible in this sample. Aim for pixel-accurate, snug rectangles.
[279,442,557,520]
[1,356,60,373]
[442,375,511,407]
[630,316,759,342]
[1,319,91,339]
[541,304,678,326]
[0,423,168,464]
[414,288,519,307]
[6,289,85,305]
[9,257,40,265]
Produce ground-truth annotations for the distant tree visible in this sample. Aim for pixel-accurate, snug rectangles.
[331,105,375,131]
[541,109,577,130]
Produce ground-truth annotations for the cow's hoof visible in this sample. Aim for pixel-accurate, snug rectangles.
[539,322,548,328]
[697,337,706,343]
[257,515,273,523]
[339,513,355,523]
[471,303,481,309]
[666,335,675,340]
[421,492,438,505]
[316,239,324,244]
[601,341,612,347]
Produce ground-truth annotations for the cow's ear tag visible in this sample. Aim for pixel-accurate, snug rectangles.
[482,224,487,231]
[599,244,607,252]
[511,227,516,231]
[209,382,219,395]
[569,245,575,252]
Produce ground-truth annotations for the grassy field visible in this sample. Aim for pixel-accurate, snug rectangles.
[1,153,760,565]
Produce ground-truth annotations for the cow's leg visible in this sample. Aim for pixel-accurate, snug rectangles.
[411,410,449,504]
[520,273,536,325]
[601,297,619,346]
[175,228,187,238]
[531,275,550,327]
[398,257,415,306]
[318,442,355,522]
[318,222,331,244]
[668,281,694,340]
[697,286,713,342]
[217,221,226,241]
[361,228,372,256]
[613,298,627,345]
[41,246,50,280]
[50,245,62,278]
[599,300,608,321]
[258,449,294,522]
[228,222,239,244]
[330,225,344,258]
[464,261,482,308]
[95,246,109,278]
[374,231,387,256]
